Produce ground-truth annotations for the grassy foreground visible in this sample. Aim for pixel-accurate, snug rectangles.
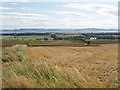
[2,45,119,88]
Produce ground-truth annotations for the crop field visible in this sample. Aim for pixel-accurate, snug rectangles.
[89,40,119,44]
[2,40,85,47]
[1,38,119,47]
[56,34,83,38]
[2,43,119,88]
[27,40,85,46]
[1,35,52,40]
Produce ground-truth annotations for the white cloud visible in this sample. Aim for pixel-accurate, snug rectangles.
[10,2,18,5]
[63,3,117,16]
[54,11,87,16]
[20,7,29,10]
[0,0,118,2]
[58,16,117,29]
[0,0,29,2]
[1,12,51,28]
[1,12,49,18]
[1,2,118,29]
[1,11,117,29]
[0,6,13,10]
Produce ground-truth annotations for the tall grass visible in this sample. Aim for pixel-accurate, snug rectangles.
[2,45,119,88]
[3,60,119,88]
[2,45,27,62]
[2,60,105,88]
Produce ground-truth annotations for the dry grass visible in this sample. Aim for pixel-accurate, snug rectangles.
[2,45,27,62]
[2,44,119,88]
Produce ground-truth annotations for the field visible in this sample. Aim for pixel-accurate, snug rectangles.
[1,35,52,40]
[2,43,119,88]
[2,40,85,47]
[1,39,119,47]
[1,33,119,47]
[89,40,119,44]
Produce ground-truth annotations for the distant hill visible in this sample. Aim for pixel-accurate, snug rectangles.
[1,28,118,34]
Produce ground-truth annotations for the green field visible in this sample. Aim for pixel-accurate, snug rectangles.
[2,40,85,47]
[1,34,119,47]
[1,39,119,47]
[1,35,52,40]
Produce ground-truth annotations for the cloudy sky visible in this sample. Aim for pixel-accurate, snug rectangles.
[1,0,118,29]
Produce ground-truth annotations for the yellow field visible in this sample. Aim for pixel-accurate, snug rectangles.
[27,44,119,88]
[28,44,118,64]
[2,44,119,88]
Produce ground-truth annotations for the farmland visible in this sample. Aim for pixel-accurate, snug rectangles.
[1,32,119,88]
[2,40,85,47]
[1,35,52,40]
[1,32,119,47]
[1,1,119,88]
[2,44,119,88]
[1,39,119,47]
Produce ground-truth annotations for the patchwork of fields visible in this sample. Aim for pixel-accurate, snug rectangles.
[1,39,119,47]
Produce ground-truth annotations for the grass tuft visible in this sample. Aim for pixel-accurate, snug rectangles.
[2,45,27,62]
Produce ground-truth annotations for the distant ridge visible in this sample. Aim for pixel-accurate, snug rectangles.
[1,28,118,34]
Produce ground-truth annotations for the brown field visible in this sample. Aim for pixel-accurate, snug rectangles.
[27,44,118,87]
[2,44,119,88]
[28,44,118,64]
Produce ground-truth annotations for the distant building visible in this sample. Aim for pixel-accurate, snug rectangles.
[89,37,97,40]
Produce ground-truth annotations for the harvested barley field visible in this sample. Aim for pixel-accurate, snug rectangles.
[2,44,119,88]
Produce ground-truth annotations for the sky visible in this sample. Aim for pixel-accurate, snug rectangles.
[0,0,118,29]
